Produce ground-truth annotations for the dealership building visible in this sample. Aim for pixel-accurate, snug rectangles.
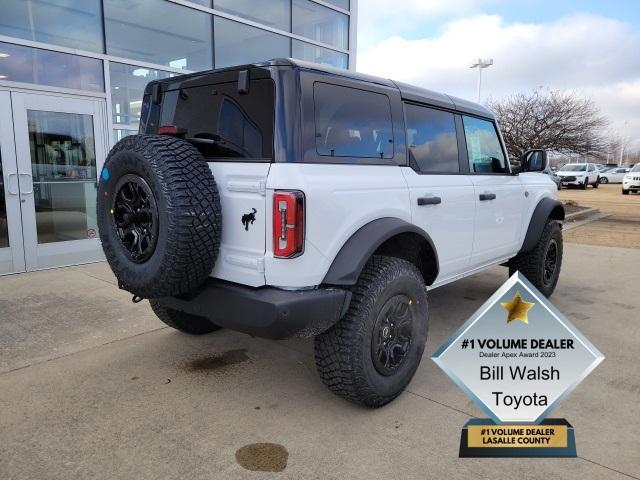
[0,0,356,275]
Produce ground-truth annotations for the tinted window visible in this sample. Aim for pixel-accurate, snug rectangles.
[0,42,103,92]
[104,0,212,71]
[462,116,507,173]
[214,17,291,69]
[292,40,348,69]
[159,79,275,160]
[0,0,103,53]
[293,0,349,50]
[214,0,291,31]
[405,104,459,173]
[314,83,393,159]
[110,63,172,129]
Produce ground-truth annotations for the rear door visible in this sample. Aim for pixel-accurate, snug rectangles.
[152,74,275,286]
[401,103,475,281]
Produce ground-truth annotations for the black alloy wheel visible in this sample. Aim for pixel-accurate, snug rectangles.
[371,295,414,376]
[543,239,559,287]
[112,175,159,263]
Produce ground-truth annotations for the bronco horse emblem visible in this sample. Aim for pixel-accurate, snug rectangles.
[241,208,257,231]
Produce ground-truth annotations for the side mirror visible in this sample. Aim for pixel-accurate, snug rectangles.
[520,149,548,172]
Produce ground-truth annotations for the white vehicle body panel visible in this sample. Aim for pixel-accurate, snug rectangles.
[264,163,410,288]
[208,162,270,287]
[469,174,525,266]
[401,167,475,280]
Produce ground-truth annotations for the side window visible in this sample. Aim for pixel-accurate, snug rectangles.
[588,164,595,172]
[462,116,507,174]
[314,82,394,159]
[405,104,459,173]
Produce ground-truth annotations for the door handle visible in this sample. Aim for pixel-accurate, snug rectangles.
[18,172,34,195]
[6,172,19,195]
[479,193,496,201]
[417,196,442,206]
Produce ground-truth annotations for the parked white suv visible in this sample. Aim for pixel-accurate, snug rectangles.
[556,163,600,189]
[622,164,640,194]
[96,59,565,407]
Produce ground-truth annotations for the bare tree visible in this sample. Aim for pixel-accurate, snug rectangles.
[486,89,609,162]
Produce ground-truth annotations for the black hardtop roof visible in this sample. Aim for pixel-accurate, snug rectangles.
[264,58,495,119]
[150,58,494,120]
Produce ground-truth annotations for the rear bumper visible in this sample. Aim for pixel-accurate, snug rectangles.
[156,280,351,339]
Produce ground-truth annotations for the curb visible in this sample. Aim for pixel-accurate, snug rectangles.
[563,212,612,231]
[564,207,599,221]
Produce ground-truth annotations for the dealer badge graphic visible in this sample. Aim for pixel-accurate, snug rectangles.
[432,272,604,457]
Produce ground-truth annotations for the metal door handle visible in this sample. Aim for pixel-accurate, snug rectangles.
[417,196,442,206]
[479,193,496,201]
[6,172,19,195]
[18,172,33,195]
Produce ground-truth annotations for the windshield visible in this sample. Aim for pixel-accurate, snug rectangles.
[630,164,640,172]
[560,164,587,172]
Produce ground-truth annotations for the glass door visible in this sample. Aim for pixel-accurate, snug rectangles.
[11,92,107,271]
[0,91,26,275]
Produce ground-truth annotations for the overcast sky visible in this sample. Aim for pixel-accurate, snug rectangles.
[356,0,640,151]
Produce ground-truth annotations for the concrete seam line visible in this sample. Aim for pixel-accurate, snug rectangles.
[577,457,640,480]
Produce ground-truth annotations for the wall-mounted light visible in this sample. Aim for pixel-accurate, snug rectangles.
[0,75,7,79]
[0,53,9,58]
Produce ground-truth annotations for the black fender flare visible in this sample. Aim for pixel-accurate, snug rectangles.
[519,198,565,253]
[322,218,439,286]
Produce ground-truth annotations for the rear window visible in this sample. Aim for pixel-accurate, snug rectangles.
[313,82,394,160]
[158,78,275,160]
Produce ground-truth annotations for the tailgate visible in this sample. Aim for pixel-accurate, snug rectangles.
[209,162,269,286]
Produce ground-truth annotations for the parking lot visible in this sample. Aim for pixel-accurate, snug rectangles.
[560,183,640,249]
[2,235,639,479]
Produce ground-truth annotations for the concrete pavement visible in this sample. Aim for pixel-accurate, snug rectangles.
[1,244,639,479]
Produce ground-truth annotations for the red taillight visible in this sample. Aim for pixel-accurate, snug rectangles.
[273,191,305,258]
[158,125,178,135]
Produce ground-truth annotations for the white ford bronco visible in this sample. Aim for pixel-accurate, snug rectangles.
[97,59,564,407]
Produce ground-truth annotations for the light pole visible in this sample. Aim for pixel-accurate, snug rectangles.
[470,58,493,102]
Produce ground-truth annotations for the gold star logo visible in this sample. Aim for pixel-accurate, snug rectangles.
[500,292,535,324]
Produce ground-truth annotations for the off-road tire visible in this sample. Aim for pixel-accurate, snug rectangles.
[150,300,221,335]
[622,189,629,195]
[314,256,429,407]
[509,220,563,297]
[593,178,599,188]
[97,134,221,298]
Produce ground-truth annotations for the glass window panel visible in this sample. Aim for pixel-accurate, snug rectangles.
[27,111,98,243]
[214,18,290,69]
[462,116,507,174]
[292,0,348,50]
[113,129,137,144]
[292,40,348,68]
[0,0,104,53]
[0,42,104,92]
[405,104,459,173]
[214,0,290,31]
[159,79,275,160]
[0,152,9,248]
[110,62,172,128]
[104,0,213,71]
[187,0,212,6]
[323,0,349,10]
[314,83,393,160]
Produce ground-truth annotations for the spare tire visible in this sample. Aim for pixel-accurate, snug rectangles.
[97,134,221,298]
